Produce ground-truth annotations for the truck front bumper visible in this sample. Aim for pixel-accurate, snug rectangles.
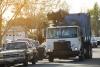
[47,50,79,59]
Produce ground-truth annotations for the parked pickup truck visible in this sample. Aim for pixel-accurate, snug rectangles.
[0,41,38,67]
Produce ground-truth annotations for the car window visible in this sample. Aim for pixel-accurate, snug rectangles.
[27,44,33,48]
[5,42,27,50]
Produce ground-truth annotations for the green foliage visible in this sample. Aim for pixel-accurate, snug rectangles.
[47,9,68,23]
[88,3,100,36]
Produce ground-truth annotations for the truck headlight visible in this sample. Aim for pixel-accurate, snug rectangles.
[74,47,78,50]
[47,49,51,52]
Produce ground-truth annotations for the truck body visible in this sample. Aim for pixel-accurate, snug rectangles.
[45,13,92,62]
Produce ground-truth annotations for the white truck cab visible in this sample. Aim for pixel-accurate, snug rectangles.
[45,26,83,62]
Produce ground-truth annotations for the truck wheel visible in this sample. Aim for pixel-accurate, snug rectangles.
[49,56,54,62]
[79,48,85,61]
[48,53,54,62]
[32,58,36,64]
[79,54,85,61]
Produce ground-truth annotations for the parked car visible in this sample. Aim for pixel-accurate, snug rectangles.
[16,38,46,60]
[16,38,39,48]
[91,37,98,48]
[94,37,100,45]
[0,41,38,67]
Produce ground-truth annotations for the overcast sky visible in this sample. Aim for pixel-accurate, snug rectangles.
[3,0,100,21]
[66,0,100,13]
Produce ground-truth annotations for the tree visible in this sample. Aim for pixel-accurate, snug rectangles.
[0,0,69,44]
[47,9,69,25]
[88,3,100,36]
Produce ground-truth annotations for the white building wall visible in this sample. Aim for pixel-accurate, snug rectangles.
[3,26,27,44]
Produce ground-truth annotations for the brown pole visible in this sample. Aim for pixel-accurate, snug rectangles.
[0,15,2,45]
[0,0,2,45]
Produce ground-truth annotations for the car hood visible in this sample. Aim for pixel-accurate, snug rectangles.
[0,50,25,54]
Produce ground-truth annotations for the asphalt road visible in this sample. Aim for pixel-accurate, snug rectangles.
[13,46,100,67]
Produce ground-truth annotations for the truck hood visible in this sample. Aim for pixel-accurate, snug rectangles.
[0,50,25,54]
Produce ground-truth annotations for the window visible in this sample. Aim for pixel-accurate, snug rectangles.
[47,27,78,39]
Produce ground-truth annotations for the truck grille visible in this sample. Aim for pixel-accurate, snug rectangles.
[54,41,71,51]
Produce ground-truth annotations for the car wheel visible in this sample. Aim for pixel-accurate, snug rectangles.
[23,59,28,66]
[4,64,10,67]
[23,61,28,66]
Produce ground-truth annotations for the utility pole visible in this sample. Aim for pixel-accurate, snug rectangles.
[0,15,2,45]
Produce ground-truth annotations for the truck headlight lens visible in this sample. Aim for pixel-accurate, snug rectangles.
[74,47,78,50]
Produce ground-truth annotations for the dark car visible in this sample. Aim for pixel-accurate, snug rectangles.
[0,41,38,67]
[91,37,98,48]
[16,38,46,60]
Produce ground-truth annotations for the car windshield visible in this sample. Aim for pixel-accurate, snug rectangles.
[5,42,27,50]
[47,27,78,39]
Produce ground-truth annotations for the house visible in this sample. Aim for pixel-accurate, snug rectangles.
[3,26,27,43]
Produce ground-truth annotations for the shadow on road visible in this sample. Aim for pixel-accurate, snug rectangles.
[14,64,62,67]
[13,58,100,67]
[55,58,100,65]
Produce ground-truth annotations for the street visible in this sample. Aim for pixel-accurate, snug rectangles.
[12,47,100,67]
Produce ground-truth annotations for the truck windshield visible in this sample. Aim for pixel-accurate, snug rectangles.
[47,27,78,39]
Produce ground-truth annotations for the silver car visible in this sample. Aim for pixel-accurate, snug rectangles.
[0,41,38,67]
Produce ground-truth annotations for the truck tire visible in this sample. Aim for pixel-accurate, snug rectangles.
[79,48,85,61]
[32,58,37,65]
[48,56,54,62]
[48,53,54,62]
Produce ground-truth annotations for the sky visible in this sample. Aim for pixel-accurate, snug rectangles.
[3,0,100,21]
[66,0,100,13]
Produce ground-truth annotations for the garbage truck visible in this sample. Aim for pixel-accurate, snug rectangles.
[45,13,92,62]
